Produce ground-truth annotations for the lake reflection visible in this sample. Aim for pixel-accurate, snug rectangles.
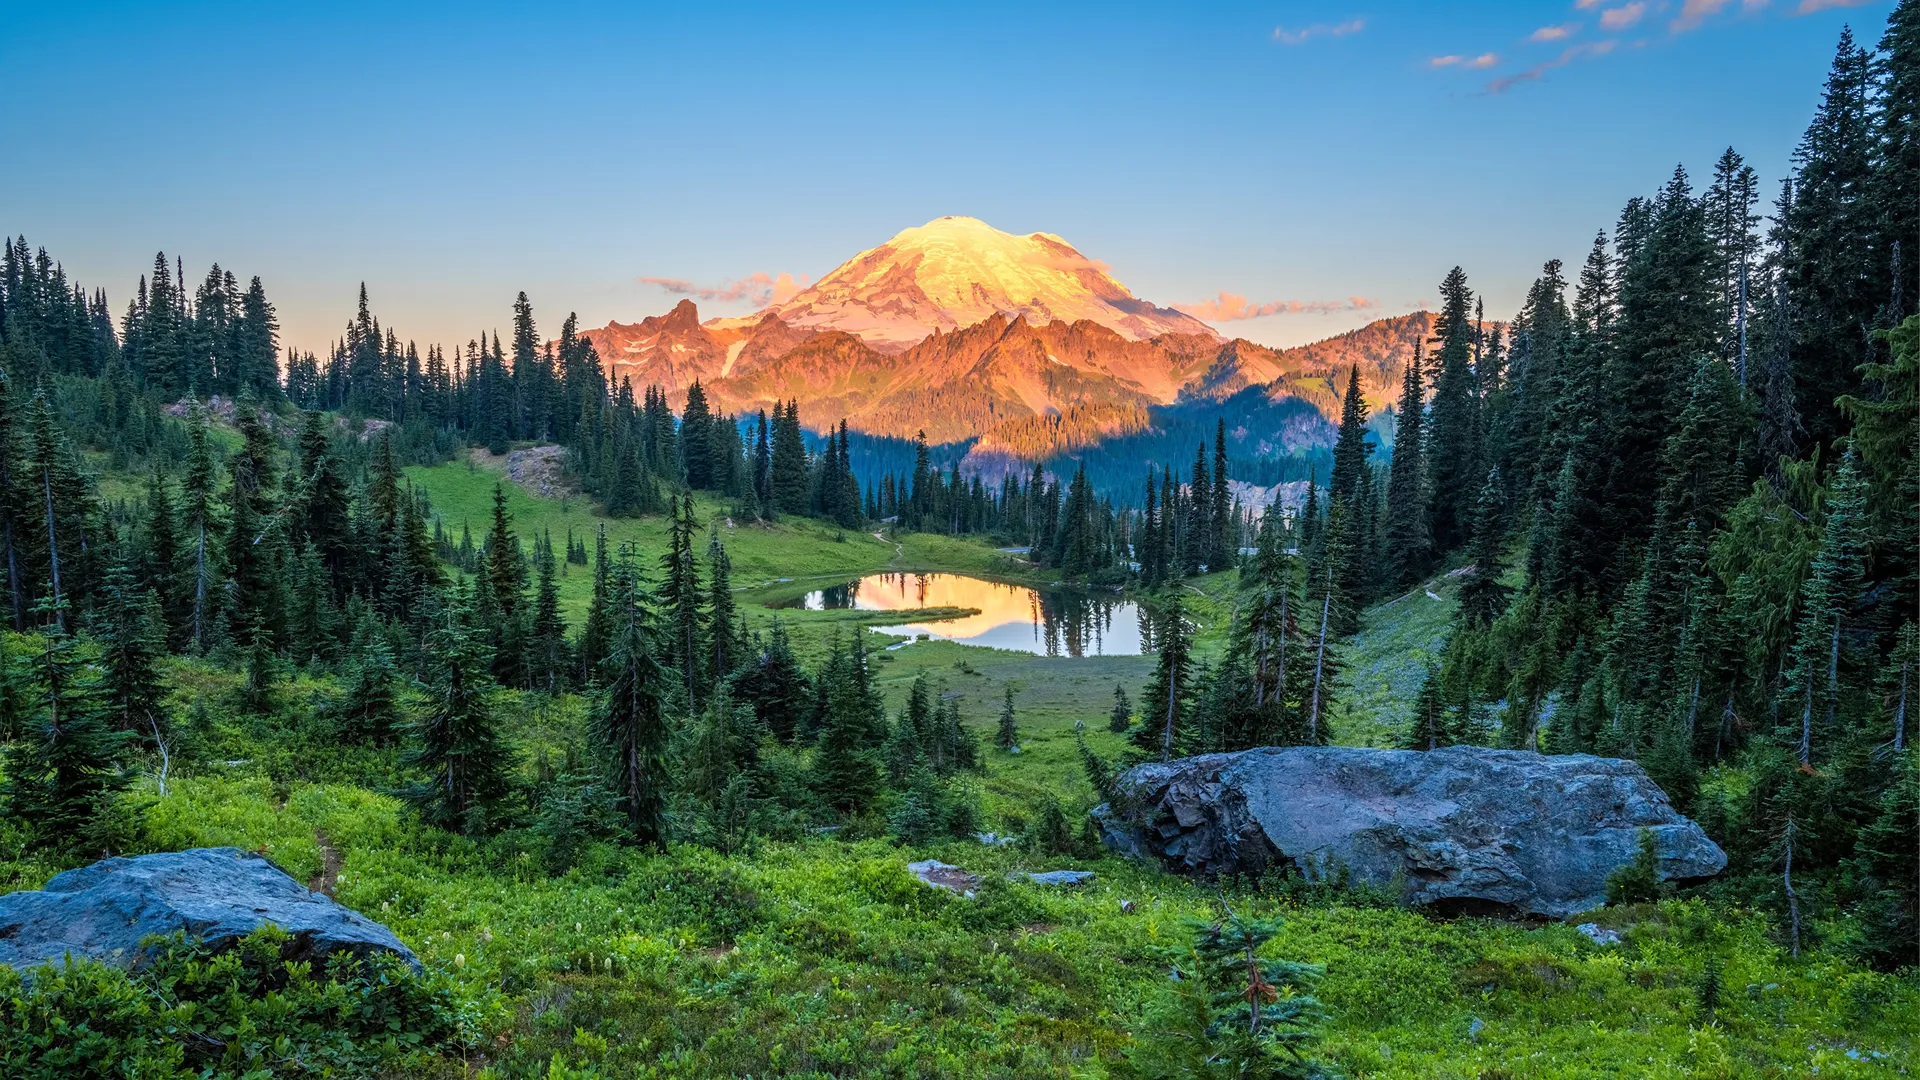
[773,573,1147,657]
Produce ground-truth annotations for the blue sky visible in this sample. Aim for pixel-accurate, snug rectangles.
[0,0,1893,354]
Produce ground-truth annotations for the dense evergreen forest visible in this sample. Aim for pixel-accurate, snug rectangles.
[0,8,1913,1076]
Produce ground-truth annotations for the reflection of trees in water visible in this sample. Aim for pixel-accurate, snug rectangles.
[1033,590,1142,658]
[814,582,857,609]
[797,573,1154,657]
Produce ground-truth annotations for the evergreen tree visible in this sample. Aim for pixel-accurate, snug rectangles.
[733,619,811,742]
[527,532,568,692]
[659,496,705,702]
[1128,911,1331,1080]
[334,638,400,746]
[175,403,216,648]
[403,621,516,835]
[91,560,164,743]
[1425,267,1481,555]
[1109,683,1133,733]
[592,555,671,847]
[706,525,740,689]
[1780,446,1871,766]
[294,410,353,598]
[811,640,883,815]
[995,685,1019,752]
[1210,419,1233,570]
[1135,597,1195,762]
[770,400,810,516]
[1383,340,1429,591]
[2,618,133,844]
[1456,469,1511,631]
[1183,444,1211,576]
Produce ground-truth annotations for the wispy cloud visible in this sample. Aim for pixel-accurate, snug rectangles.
[1272,18,1365,45]
[1530,22,1579,41]
[1430,51,1499,69]
[1485,40,1617,94]
[1175,293,1376,322]
[1671,0,1733,31]
[639,271,810,307]
[1574,0,1606,8]
[1794,0,1872,12]
[1599,2,1648,30]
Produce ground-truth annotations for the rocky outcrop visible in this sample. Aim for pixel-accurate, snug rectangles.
[1094,746,1726,918]
[0,847,418,972]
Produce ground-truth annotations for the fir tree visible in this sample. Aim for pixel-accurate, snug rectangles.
[1210,418,1234,571]
[1135,597,1195,762]
[1109,683,1133,733]
[770,400,810,516]
[811,642,883,815]
[659,496,705,702]
[1383,339,1430,591]
[995,685,1019,752]
[2,618,133,844]
[733,619,811,742]
[1129,910,1331,1080]
[1425,266,1481,555]
[335,638,400,746]
[1456,468,1511,630]
[706,525,739,689]
[592,554,671,846]
[90,560,164,743]
[403,621,516,835]
[527,532,568,693]
[1780,446,1871,766]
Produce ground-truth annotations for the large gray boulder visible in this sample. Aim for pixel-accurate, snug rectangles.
[0,847,418,972]
[1094,746,1726,918]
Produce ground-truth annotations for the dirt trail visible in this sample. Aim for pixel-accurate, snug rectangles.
[309,830,343,897]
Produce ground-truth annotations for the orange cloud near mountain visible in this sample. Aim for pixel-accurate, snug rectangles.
[639,271,810,307]
[1175,293,1376,322]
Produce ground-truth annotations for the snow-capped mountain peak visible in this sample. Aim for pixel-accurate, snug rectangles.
[757,216,1220,353]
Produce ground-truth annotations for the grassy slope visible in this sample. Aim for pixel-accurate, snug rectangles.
[48,771,1909,1078]
[14,451,1908,1075]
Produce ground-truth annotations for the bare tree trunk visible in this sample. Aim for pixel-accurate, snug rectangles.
[1161,659,1178,765]
[192,521,208,650]
[42,467,64,630]
[3,518,19,631]
[1309,579,1332,745]
[1894,659,1908,752]
[1716,694,1734,761]
[1735,260,1749,387]
[1825,620,1841,735]
[1799,685,1814,768]
[150,712,171,798]
[1783,817,1802,959]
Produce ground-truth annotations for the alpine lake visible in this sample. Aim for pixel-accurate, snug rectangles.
[767,571,1149,657]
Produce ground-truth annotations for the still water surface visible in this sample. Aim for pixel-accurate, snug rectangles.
[772,572,1146,657]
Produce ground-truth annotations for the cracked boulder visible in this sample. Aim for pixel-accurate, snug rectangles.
[1093,746,1725,918]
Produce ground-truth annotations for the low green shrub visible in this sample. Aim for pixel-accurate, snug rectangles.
[0,926,468,1079]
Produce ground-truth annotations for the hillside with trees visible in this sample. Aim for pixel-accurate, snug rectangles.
[0,5,1913,1077]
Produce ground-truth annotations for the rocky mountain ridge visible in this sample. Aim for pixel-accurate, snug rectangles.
[582,216,1437,451]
